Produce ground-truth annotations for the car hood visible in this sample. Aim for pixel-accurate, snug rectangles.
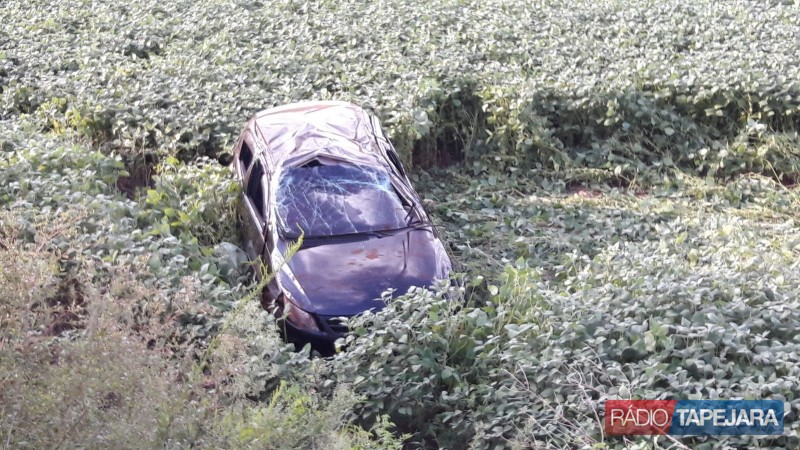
[280,228,450,316]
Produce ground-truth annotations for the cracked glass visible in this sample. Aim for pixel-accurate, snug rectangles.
[276,162,408,238]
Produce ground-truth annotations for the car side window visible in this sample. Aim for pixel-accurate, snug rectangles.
[246,161,266,223]
[239,139,254,173]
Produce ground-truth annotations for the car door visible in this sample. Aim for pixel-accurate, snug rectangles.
[239,157,267,271]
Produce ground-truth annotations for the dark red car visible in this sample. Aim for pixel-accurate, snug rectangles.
[232,101,451,348]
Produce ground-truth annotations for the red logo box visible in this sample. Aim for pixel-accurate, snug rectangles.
[605,400,677,435]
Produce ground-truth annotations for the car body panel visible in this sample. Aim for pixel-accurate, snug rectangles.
[278,228,450,316]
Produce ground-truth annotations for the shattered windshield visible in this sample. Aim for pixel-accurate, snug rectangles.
[276,163,408,238]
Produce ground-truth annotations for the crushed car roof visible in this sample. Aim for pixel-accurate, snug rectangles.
[249,101,394,170]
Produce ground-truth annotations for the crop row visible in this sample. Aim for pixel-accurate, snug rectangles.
[2,0,799,178]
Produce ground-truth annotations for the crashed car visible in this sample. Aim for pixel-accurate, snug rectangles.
[232,101,452,348]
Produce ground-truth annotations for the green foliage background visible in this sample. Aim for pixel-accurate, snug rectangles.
[3,0,799,176]
[2,0,800,448]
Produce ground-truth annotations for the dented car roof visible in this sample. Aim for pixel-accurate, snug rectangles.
[248,101,400,172]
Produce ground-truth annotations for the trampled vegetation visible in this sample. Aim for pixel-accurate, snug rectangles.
[2,0,800,448]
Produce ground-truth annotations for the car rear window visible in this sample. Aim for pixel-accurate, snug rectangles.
[276,163,407,238]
